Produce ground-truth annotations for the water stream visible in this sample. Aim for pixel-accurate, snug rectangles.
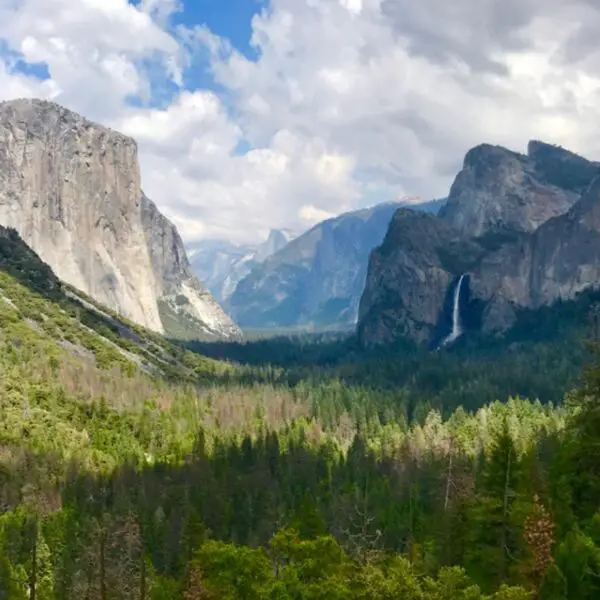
[441,274,466,346]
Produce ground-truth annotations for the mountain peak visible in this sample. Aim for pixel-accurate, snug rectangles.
[462,143,524,173]
[253,229,290,263]
[439,140,593,237]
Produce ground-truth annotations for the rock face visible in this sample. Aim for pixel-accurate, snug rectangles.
[189,229,291,303]
[357,209,482,344]
[140,194,241,339]
[0,98,240,340]
[358,140,600,345]
[470,174,600,333]
[226,201,442,330]
[439,141,596,237]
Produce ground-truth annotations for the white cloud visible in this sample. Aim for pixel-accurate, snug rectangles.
[299,204,338,223]
[2,0,600,245]
[0,0,183,117]
[0,58,58,101]
[339,0,363,15]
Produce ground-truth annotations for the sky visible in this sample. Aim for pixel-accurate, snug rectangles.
[1,0,600,246]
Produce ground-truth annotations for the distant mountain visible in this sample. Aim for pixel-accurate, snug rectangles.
[189,229,292,303]
[358,140,600,346]
[225,200,442,331]
[188,239,253,301]
[0,98,241,341]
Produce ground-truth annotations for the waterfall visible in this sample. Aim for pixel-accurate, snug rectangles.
[442,274,466,346]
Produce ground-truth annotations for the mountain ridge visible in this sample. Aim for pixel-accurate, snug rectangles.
[438,139,598,237]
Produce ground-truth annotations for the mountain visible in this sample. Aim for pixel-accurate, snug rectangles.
[189,229,292,303]
[226,201,442,331]
[253,229,291,262]
[357,208,482,345]
[0,98,240,341]
[469,174,600,333]
[358,140,600,346]
[188,239,252,301]
[439,141,597,236]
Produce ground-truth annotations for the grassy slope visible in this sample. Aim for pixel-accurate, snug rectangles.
[0,226,256,472]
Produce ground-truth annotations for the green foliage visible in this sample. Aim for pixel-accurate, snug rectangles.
[0,232,599,599]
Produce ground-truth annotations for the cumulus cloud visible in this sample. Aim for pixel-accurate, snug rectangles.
[1,0,600,245]
[0,0,184,116]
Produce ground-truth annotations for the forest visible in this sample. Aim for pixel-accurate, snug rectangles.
[1,236,600,598]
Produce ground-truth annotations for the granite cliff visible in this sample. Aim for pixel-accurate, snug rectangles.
[0,98,240,340]
[357,209,483,345]
[226,200,445,331]
[469,174,600,333]
[358,141,600,346]
[439,141,596,237]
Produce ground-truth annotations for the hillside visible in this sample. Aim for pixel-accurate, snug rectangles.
[0,225,232,378]
[0,225,254,468]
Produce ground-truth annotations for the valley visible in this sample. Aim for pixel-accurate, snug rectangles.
[0,214,598,597]
[1,97,600,599]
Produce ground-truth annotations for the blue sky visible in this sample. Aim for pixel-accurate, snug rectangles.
[0,0,599,245]
[169,0,265,59]
[127,0,266,110]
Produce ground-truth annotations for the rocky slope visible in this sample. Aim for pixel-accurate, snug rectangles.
[0,98,240,341]
[359,141,600,345]
[439,141,597,237]
[189,229,291,303]
[140,194,241,340]
[226,201,442,331]
[469,174,600,333]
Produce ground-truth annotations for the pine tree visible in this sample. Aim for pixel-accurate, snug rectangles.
[466,418,522,589]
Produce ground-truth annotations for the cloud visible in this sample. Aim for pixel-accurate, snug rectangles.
[0,57,58,101]
[1,0,600,245]
[0,0,183,117]
[199,0,600,225]
[299,205,338,223]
